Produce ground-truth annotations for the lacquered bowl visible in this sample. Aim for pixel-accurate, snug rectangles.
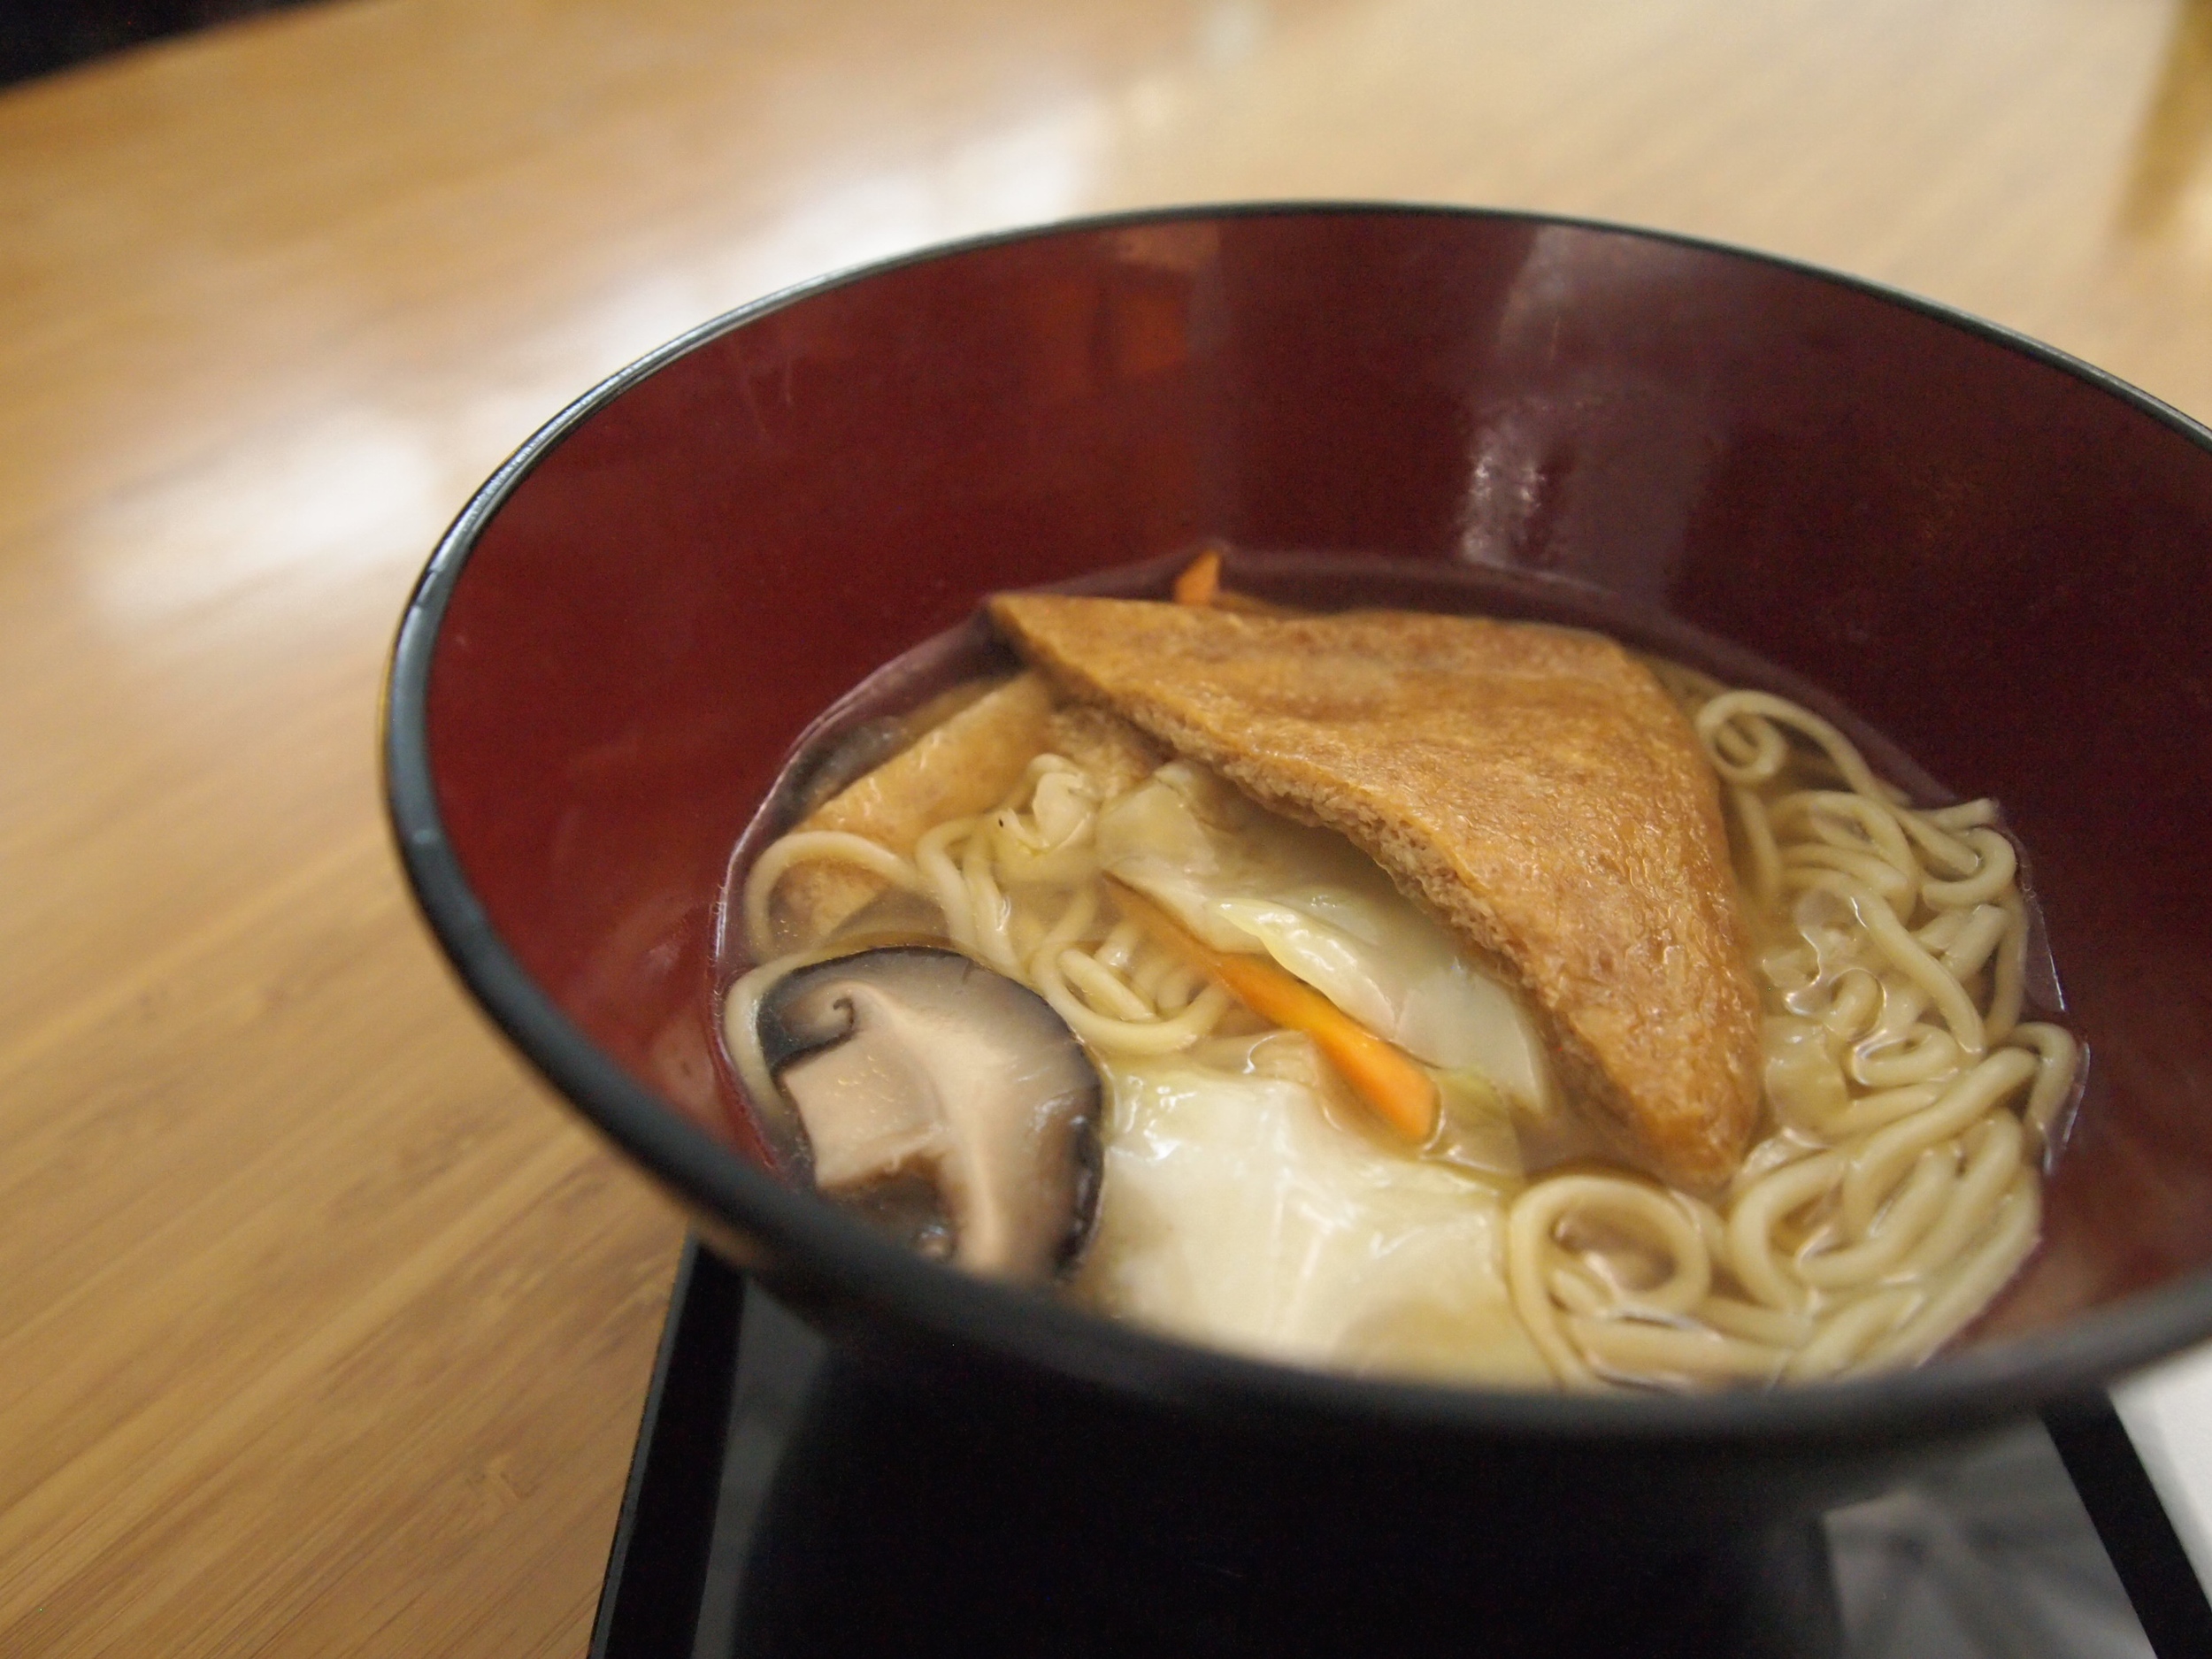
[385,204,2212,1535]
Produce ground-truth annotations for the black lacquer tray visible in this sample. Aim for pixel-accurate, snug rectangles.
[587,1241,2212,1658]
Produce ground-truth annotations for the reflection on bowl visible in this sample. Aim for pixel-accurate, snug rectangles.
[386,204,2212,1531]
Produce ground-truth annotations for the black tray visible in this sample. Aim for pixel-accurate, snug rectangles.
[589,1240,2212,1658]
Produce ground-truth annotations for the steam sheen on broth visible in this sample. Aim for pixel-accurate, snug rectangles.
[719,567,2079,1393]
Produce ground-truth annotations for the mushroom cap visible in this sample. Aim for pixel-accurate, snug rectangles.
[757,946,1103,1282]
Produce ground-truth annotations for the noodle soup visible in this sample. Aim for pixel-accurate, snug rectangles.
[718,555,2080,1393]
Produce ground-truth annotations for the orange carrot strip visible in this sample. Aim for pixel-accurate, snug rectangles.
[1171,549,1222,606]
[1109,880,1440,1141]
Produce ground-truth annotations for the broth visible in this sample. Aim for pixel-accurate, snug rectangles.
[713,551,2081,1392]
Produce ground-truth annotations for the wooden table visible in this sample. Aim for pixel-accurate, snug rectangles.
[5,0,2211,1650]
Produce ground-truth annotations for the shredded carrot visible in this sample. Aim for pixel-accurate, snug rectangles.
[1171,549,1222,607]
[1108,879,1440,1142]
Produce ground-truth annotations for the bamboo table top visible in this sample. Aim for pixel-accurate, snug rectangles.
[7,0,2212,1651]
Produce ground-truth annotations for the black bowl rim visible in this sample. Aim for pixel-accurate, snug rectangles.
[385,198,2212,1446]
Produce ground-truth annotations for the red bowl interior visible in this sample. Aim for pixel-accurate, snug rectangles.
[411,204,2212,1370]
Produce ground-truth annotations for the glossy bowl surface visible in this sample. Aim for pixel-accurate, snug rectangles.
[386,204,2212,1521]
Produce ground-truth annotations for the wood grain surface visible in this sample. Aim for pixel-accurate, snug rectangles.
[5,0,2211,1651]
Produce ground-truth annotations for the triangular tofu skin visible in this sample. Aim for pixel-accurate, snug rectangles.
[989,595,1763,1190]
